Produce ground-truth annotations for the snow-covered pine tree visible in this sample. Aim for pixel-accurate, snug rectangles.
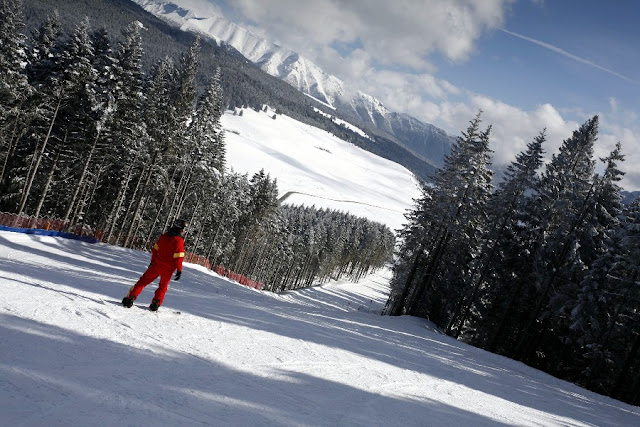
[96,22,146,233]
[452,131,545,341]
[384,113,493,330]
[607,199,640,404]
[181,68,226,253]
[230,169,279,273]
[0,0,29,117]
[120,37,200,247]
[15,18,99,219]
[56,18,103,225]
[511,116,598,366]
[3,11,64,215]
[188,68,225,173]
[0,0,31,192]
[110,56,178,245]
[26,10,61,86]
[567,144,631,395]
[204,171,247,266]
[155,38,201,238]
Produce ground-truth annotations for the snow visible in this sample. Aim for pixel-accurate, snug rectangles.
[312,107,372,140]
[223,107,419,231]
[2,231,639,426]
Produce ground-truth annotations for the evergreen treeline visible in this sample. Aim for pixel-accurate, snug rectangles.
[385,113,640,405]
[0,0,393,291]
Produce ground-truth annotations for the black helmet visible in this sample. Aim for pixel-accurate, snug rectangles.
[172,218,189,230]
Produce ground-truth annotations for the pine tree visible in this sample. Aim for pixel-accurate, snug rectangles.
[384,112,493,329]
[568,143,628,393]
[57,18,102,224]
[0,0,31,194]
[0,0,29,114]
[14,17,100,218]
[511,116,599,367]
[99,22,147,234]
[2,10,64,214]
[454,131,545,341]
[26,10,62,89]
[607,200,640,404]
[189,68,225,174]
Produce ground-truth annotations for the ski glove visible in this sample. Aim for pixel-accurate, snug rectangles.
[174,270,182,281]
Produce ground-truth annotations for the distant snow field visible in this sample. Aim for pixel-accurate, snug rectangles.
[223,107,421,231]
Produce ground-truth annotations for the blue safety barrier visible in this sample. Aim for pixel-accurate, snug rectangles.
[0,225,99,243]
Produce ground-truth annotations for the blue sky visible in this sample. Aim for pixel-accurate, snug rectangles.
[200,0,640,190]
[446,1,639,117]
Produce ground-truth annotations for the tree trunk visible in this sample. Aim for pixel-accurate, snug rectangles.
[163,163,190,232]
[121,151,158,246]
[487,279,525,352]
[0,106,23,185]
[104,153,140,242]
[146,167,177,242]
[63,127,101,224]
[33,140,63,219]
[17,95,62,216]
[383,246,423,316]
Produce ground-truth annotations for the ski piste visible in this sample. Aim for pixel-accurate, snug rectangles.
[3,230,640,425]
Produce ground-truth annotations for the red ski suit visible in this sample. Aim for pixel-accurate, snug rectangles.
[127,233,185,305]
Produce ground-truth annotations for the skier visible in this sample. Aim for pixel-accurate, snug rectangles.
[122,219,188,311]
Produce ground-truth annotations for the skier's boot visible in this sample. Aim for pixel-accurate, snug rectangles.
[149,299,161,312]
[122,295,136,308]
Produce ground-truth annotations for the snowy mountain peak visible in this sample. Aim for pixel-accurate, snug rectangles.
[132,0,453,167]
[134,0,343,108]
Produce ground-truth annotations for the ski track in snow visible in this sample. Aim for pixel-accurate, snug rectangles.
[1,231,639,426]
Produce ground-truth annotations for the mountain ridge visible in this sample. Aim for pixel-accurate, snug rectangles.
[132,0,453,167]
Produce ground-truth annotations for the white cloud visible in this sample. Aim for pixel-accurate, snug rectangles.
[427,96,640,191]
[229,0,514,75]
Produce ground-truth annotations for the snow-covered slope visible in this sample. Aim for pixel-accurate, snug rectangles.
[222,107,421,231]
[2,231,639,426]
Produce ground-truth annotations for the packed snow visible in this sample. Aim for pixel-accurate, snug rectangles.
[2,231,639,426]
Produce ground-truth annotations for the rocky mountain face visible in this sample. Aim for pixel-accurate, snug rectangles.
[132,0,453,167]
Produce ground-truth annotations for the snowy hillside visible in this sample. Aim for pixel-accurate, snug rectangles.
[2,231,639,426]
[222,107,421,231]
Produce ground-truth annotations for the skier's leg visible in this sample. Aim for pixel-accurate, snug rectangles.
[127,265,161,299]
[152,270,173,307]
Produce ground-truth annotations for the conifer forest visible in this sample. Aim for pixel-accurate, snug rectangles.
[385,115,640,405]
[1,0,638,406]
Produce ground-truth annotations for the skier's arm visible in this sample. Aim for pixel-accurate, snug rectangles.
[150,239,159,265]
[173,238,185,272]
